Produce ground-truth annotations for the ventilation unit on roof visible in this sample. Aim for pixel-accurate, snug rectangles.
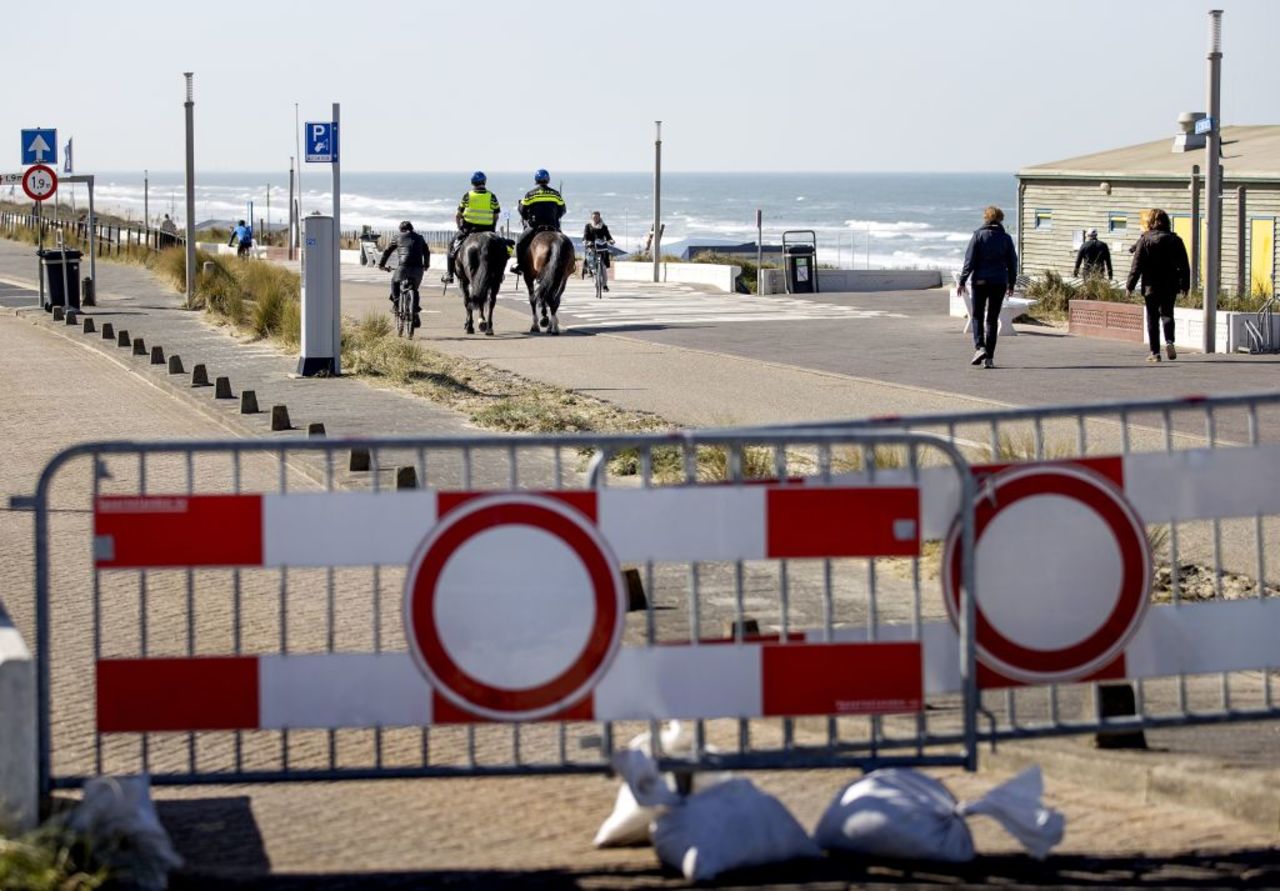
[1173,112,1208,152]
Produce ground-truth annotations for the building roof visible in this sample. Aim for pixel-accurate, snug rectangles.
[1018,125,1280,182]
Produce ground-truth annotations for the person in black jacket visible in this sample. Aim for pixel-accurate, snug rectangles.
[957,206,1019,369]
[1074,229,1113,280]
[582,211,615,289]
[378,220,430,328]
[1126,208,1190,362]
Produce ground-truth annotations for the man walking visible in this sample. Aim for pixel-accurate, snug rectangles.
[957,206,1018,369]
[1074,228,1113,280]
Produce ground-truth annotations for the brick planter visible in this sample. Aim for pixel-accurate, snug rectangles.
[1068,299,1145,344]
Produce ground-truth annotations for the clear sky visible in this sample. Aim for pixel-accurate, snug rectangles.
[6,0,1277,174]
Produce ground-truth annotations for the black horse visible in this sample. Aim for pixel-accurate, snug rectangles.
[515,230,575,335]
[455,232,509,335]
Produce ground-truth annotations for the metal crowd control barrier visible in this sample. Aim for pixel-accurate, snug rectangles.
[30,429,978,796]
[755,390,1280,747]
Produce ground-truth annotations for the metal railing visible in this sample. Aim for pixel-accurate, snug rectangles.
[0,210,183,257]
[28,428,978,794]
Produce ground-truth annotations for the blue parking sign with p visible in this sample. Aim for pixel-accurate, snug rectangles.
[305,122,337,163]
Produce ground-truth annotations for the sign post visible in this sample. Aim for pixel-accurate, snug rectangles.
[755,208,763,292]
[302,108,342,376]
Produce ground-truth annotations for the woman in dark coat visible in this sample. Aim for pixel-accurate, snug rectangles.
[957,206,1018,369]
[1126,208,1190,363]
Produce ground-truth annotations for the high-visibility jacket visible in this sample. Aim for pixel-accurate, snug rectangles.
[458,189,500,227]
[518,185,566,228]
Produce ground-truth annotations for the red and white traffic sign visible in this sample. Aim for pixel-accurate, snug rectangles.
[941,464,1151,684]
[402,494,627,722]
[22,164,57,202]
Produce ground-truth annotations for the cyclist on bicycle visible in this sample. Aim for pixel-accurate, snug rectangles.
[582,211,615,291]
[378,220,430,329]
[443,171,500,284]
[509,169,566,277]
[229,219,253,257]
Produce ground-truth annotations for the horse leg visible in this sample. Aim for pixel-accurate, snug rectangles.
[484,292,496,335]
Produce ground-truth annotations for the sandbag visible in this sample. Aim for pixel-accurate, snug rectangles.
[612,750,818,881]
[814,766,1064,863]
[593,722,729,848]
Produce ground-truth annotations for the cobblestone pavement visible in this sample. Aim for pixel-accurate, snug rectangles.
[2,245,1278,886]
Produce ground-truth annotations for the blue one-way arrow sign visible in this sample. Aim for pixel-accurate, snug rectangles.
[21,128,57,166]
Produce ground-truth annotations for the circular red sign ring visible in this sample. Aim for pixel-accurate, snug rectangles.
[404,494,625,722]
[943,464,1151,684]
[22,164,57,202]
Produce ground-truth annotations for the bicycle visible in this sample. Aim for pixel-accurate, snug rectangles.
[585,240,612,300]
[381,266,419,339]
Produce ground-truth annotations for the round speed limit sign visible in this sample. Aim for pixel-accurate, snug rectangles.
[22,164,57,202]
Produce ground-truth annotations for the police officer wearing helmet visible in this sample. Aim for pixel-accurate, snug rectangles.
[444,171,501,284]
[510,169,566,277]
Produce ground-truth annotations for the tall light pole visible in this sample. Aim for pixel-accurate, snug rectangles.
[1203,9,1223,354]
[183,73,197,308]
[652,120,662,283]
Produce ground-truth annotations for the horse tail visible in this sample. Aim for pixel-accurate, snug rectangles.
[533,234,568,310]
[468,236,497,305]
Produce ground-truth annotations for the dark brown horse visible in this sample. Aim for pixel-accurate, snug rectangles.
[455,232,508,335]
[515,230,575,335]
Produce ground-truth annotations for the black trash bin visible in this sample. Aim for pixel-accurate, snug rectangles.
[784,244,816,294]
[39,249,83,311]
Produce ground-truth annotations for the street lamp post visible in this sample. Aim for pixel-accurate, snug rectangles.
[652,121,662,283]
[1203,9,1223,354]
[183,73,197,308]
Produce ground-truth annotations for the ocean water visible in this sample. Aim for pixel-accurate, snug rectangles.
[52,171,1018,271]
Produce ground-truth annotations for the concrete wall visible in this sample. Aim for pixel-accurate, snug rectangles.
[1019,177,1280,296]
[613,260,742,293]
[759,268,943,295]
[0,600,37,832]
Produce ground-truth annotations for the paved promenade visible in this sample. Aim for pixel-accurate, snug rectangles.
[0,241,1276,885]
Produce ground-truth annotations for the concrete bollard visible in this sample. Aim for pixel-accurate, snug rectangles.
[396,466,418,489]
[1095,683,1148,750]
[132,337,147,357]
[623,567,648,612]
[117,330,131,347]
[168,355,184,375]
[0,601,37,833]
[307,422,326,437]
[214,376,233,399]
[724,616,761,639]
[202,260,215,275]
[64,310,78,326]
[271,405,292,431]
[349,447,371,472]
[82,317,96,334]
[100,322,114,340]
[240,390,259,414]
[150,346,165,365]
[52,306,64,322]
[191,364,210,387]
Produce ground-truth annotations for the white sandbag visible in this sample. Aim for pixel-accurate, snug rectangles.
[652,778,821,882]
[593,722,730,848]
[68,775,183,890]
[814,766,1064,863]
[956,766,1065,860]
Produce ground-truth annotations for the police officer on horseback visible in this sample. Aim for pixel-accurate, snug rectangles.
[510,169,566,277]
[444,171,500,284]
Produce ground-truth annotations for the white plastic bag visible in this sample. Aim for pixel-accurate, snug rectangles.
[593,722,730,848]
[814,766,1064,863]
[68,775,183,890]
[612,750,819,881]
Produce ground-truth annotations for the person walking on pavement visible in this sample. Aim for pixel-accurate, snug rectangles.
[957,206,1018,369]
[444,172,501,284]
[1074,228,1113,280]
[509,169,566,277]
[1126,208,1190,363]
[378,220,430,329]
